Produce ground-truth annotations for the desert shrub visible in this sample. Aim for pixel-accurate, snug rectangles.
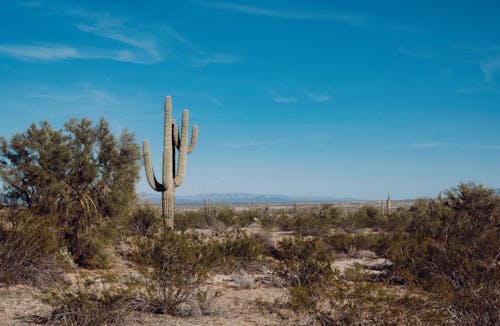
[274,237,335,310]
[175,206,237,230]
[235,207,268,227]
[67,226,110,268]
[325,232,394,256]
[380,207,412,232]
[199,204,235,226]
[127,203,160,236]
[44,288,134,326]
[263,204,343,236]
[347,205,384,229]
[195,290,222,315]
[389,183,499,324]
[133,230,214,315]
[258,212,277,229]
[288,214,329,236]
[209,231,267,270]
[175,210,206,230]
[317,267,450,325]
[0,218,66,287]
[213,206,236,225]
[271,236,449,324]
[295,205,343,236]
[314,203,344,223]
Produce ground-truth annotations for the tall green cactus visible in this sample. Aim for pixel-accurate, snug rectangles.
[143,96,198,230]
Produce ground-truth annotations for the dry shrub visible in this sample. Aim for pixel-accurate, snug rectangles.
[0,218,66,288]
[44,288,135,326]
[133,230,214,315]
[274,237,335,311]
[175,205,236,230]
[64,221,111,269]
[210,231,267,270]
[272,237,449,324]
[127,203,160,236]
[196,290,222,315]
[319,267,450,325]
[325,231,394,256]
[389,183,499,325]
[261,204,343,236]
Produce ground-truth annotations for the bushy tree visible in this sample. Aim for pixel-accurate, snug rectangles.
[0,118,140,266]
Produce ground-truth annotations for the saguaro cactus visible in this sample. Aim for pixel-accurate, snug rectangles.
[143,96,198,229]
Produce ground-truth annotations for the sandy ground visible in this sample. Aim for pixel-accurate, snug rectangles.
[0,285,51,325]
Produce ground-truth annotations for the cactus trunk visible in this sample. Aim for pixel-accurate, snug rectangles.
[143,96,198,230]
[162,190,175,231]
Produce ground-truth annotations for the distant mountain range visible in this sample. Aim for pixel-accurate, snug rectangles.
[139,188,500,205]
[138,192,360,205]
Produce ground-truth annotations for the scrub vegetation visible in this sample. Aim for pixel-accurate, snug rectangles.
[0,119,498,325]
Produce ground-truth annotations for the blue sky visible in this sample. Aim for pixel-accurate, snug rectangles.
[1,0,499,199]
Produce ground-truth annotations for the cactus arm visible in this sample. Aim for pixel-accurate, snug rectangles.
[172,120,180,149]
[174,109,189,186]
[162,97,173,190]
[143,140,165,191]
[187,125,198,154]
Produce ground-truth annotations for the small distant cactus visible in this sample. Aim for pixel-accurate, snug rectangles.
[386,193,391,216]
[143,96,198,229]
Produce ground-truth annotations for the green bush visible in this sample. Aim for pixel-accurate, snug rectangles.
[175,210,206,230]
[389,183,499,324]
[380,207,412,232]
[133,230,214,315]
[209,231,266,270]
[260,204,344,236]
[235,207,268,227]
[175,206,236,230]
[198,204,235,227]
[274,237,335,310]
[325,232,394,256]
[67,226,110,268]
[127,203,160,236]
[349,205,384,229]
[319,267,450,325]
[0,218,66,287]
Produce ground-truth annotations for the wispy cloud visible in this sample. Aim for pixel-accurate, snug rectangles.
[0,4,161,64]
[0,44,152,63]
[66,8,161,64]
[63,5,237,66]
[411,142,451,149]
[158,21,240,66]
[0,45,83,61]
[200,1,365,26]
[26,85,119,107]
[461,144,500,150]
[223,140,279,149]
[305,91,332,102]
[456,86,497,94]
[272,96,298,103]
[480,57,500,82]
[3,2,239,66]
[397,46,442,59]
[191,53,240,67]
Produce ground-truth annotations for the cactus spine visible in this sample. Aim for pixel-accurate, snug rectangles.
[143,96,198,230]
